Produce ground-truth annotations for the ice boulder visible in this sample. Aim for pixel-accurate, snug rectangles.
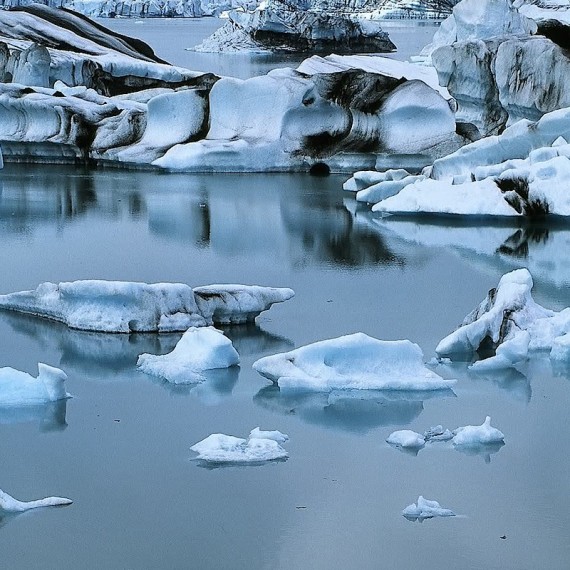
[402,496,456,521]
[190,431,289,464]
[452,416,505,446]
[253,333,456,391]
[0,280,294,333]
[0,488,72,512]
[0,363,69,406]
[386,430,425,449]
[137,327,239,384]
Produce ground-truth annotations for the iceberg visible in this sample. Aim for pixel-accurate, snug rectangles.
[0,363,69,406]
[452,416,505,446]
[253,333,456,391]
[423,425,453,442]
[248,427,289,443]
[137,327,239,384]
[0,280,294,333]
[386,429,425,449]
[190,431,288,464]
[0,488,72,512]
[402,496,456,521]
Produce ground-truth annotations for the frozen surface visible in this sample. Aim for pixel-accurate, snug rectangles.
[0,280,293,332]
[0,488,72,512]
[253,333,455,391]
[402,496,456,520]
[386,429,425,449]
[452,416,505,446]
[0,363,69,406]
[190,432,288,463]
[137,327,239,384]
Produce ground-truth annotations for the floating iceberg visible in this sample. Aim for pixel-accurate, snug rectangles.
[402,496,455,521]
[452,416,505,446]
[423,425,453,442]
[190,431,288,464]
[137,327,239,384]
[436,268,570,367]
[0,280,294,333]
[0,488,72,512]
[0,363,69,406]
[253,333,455,391]
[386,430,425,449]
[248,427,289,443]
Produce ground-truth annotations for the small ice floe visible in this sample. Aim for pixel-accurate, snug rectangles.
[249,427,289,443]
[137,327,239,384]
[423,425,453,442]
[0,363,69,406]
[0,280,294,333]
[253,333,455,391]
[386,430,425,450]
[0,488,72,512]
[190,430,289,465]
[452,416,505,446]
[402,496,455,521]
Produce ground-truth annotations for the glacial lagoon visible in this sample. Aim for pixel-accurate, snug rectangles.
[0,164,569,569]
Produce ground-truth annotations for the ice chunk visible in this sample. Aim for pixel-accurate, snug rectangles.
[386,430,425,449]
[0,488,72,512]
[423,425,454,442]
[0,363,69,406]
[402,496,455,521]
[452,416,505,446]
[137,327,239,384]
[190,432,288,464]
[248,427,289,443]
[253,333,455,392]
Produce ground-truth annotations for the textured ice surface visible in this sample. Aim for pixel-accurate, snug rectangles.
[0,488,72,512]
[190,432,288,464]
[402,496,456,520]
[253,333,455,391]
[248,427,289,443]
[137,327,239,384]
[386,430,425,449]
[452,416,505,446]
[0,363,69,406]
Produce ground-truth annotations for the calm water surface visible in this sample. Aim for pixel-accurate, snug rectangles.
[0,165,569,569]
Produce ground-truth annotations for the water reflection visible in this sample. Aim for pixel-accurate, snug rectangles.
[254,386,454,434]
[220,323,294,358]
[0,400,67,431]
[453,441,505,464]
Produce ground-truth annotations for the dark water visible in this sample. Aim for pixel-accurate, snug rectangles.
[0,164,569,569]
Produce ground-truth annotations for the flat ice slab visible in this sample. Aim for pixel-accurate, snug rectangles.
[452,416,505,446]
[0,488,72,512]
[402,496,456,521]
[190,431,289,464]
[137,327,239,384]
[253,333,455,391]
[0,363,69,406]
[0,280,294,333]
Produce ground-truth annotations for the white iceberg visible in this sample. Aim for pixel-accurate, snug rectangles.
[190,432,288,464]
[248,427,289,443]
[452,416,505,446]
[0,280,294,333]
[0,488,72,512]
[423,425,454,442]
[253,333,455,391]
[137,327,240,384]
[386,430,425,449]
[0,363,69,406]
[402,496,456,520]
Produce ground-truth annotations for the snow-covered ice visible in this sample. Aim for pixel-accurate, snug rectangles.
[137,327,239,384]
[452,416,505,446]
[402,496,456,521]
[0,280,294,333]
[253,333,456,391]
[248,427,289,443]
[190,431,289,464]
[0,488,72,512]
[386,430,425,449]
[0,363,69,406]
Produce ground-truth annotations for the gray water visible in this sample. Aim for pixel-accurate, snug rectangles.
[0,164,569,569]
[98,17,439,77]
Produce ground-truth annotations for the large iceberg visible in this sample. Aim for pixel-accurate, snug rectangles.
[0,363,69,405]
[253,333,456,391]
[402,496,456,520]
[0,280,294,333]
[0,487,72,512]
[436,268,570,367]
[137,327,239,384]
[190,431,289,464]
